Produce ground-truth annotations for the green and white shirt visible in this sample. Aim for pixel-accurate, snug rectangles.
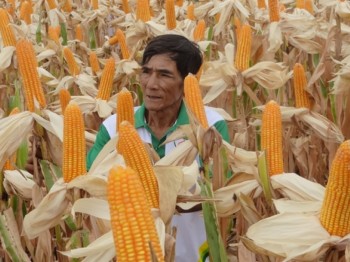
[86,101,229,262]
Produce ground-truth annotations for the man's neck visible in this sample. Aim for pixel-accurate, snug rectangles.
[145,102,182,139]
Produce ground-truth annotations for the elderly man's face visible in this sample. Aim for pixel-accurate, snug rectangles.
[140,54,183,112]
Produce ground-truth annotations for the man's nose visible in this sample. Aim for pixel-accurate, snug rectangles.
[145,73,159,89]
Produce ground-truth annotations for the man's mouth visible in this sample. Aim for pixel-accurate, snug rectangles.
[147,95,162,100]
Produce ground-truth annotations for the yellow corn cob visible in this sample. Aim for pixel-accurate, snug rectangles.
[165,0,176,30]
[136,0,151,22]
[47,0,57,9]
[122,0,130,13]
[296,0,305,9]
[187,3,195,20]
[91,0,98,10]
[234,24,252,72]
[175,0,183,6]
[215,13,221,23]
[96,57,115,100]
[28,0,34,13]
[117,121,159,208]
[258,0,267,9]
[16,39,47,112]
[6,0,16,16]
[3,107,21,171]
[62,101,86,183]
[108,35,118,45]
[0,8,16,46]
[75,24,83,42]
[193,19,205,42]
[293,63,311,109]
[63,46,80,76]
[184,74,209,128]
[48,25,60,44]
[320,140,350,237]
[20,1,32,24]
[89,51,100,74]
[305,0,313,14]
[268,0,280,22]
[59,89,71,114]
[107,165,164,261]
[261,100,284,176]
[116,88,134,132]
[116,29,130,59]
[62,0,72,12]
[233,16,241,39]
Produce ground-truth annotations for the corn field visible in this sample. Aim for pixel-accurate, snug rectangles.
[0,0,349,261]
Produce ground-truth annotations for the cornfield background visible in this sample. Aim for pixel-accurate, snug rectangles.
[0,0,349,261]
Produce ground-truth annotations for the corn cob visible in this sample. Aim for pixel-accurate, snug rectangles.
[261,100,284,176]
[187,3,195,20]
[62,0,72,12]
[6,0,15,16]
[89,51,100,74]
[62,101,86,183]
[75,24,83,42]
[0,8,16,46]
[3,107,21,171]
[16,39,47,112]
[233,17,241,39]
[47,0,57,9]
[117,121,159,208]
[136,0,151,22]
[121,0,130,13]
[234,24,252,72]
[107,165,164,261]
[215,13,221,23]
[184,74,209,128]
[296,0,305,9]
[19,0,32,24]
[268,0,280,22]
[320,140,350,237]
[116,88,134,132]
[258,0,267,9]
[165,0,176,30]
[293,63,311,109]
[63,46,80,76]
[305,0,313,14]
[116,29,130,59]
[91,0,98,10]
[59,88,71,114]
[108,35,118,45]
[193,19,205,42]
[48,26,60,44]
[175,0,183,6]
[96,58,115,100]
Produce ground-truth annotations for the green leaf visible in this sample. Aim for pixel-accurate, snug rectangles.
[40,160,62,191]
[257,151,273,207]
[60,23,68,46]
[89,24,97,50]
[16,141,28,170]
[201,175,228,262]
[0,215,21,262]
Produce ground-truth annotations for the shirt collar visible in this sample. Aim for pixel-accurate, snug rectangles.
[134,100,189,129]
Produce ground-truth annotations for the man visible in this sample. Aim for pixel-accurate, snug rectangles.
[87,34,229,261]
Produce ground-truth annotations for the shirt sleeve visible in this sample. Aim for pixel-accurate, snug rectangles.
[86,124,111,171]
[213,119,230,143]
